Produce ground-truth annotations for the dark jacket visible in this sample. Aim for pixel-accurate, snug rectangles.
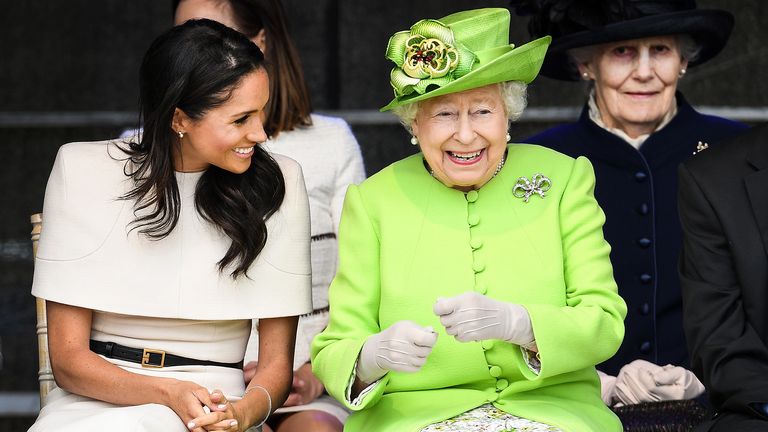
[526,94,747,375]
[679,124,768,431]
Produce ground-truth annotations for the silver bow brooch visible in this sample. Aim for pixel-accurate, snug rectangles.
[513,173,552,203]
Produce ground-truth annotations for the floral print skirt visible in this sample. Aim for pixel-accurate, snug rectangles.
[420,404,563,432]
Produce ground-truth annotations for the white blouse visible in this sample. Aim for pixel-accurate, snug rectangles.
[262,114,365,309]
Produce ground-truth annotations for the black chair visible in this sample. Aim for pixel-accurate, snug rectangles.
[613,399,711,432]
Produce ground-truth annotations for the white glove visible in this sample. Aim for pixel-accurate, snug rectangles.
[597,370,618,406]
[614,359,706,406]
[357,321,438,384]
[433,292,535,348]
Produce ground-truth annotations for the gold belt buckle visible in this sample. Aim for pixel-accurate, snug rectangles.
[141,348,166,368]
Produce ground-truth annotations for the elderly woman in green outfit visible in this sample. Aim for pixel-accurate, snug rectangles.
[311,8,627,432]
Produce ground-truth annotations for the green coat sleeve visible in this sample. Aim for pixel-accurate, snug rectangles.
[522,156,627,379]
[311,185,389,410]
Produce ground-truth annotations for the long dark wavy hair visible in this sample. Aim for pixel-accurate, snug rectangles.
[172,0,313,137]
[123,18,285,278]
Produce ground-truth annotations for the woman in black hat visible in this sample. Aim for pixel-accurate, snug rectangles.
[512,0,748,407]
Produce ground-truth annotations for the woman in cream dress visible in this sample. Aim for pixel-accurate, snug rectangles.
[172,1,365,431]
[28,19,311,432]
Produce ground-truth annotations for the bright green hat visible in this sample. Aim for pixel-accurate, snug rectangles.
[380,8,551,111]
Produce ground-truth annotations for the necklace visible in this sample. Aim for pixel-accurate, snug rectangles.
[493,154,506,177]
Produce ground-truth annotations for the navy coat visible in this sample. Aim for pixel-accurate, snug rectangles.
[525,94,747,375]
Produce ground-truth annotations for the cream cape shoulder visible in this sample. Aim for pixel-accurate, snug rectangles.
[31,139,311,319]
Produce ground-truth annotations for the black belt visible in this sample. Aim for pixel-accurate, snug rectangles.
[89,340,243,369]
[300,306,330,318]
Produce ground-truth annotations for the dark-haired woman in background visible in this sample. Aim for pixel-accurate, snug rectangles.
[173,1,364,431]
[28,19,310,432]
[514,0,747,406]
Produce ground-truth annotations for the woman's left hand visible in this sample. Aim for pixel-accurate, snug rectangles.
[613,360,705,405]
[283,362,325,407]
[434,292,535,347]
[187,390,244,432]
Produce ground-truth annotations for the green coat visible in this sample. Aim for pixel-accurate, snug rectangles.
[311,144,626,431]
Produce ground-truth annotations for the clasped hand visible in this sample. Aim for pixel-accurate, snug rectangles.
[167,381,245,432]
[610,359,705,406]
[187,390,244,431]
[358,292,534,383]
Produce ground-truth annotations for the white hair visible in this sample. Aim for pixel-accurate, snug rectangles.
[391,81,528,135]
[677,34,701,63]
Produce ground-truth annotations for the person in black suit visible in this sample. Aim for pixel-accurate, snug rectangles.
[679,124,768,431]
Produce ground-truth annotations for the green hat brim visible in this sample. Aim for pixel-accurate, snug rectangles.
[380,35,551,112]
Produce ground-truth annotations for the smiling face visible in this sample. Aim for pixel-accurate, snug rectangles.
[172,69,269,173]
[412,84,508,191]
[579,36,687,138]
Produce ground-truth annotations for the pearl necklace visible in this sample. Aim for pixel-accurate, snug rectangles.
[493,154,506,177]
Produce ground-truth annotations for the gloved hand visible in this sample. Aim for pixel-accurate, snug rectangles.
[357,321,438,384]
[433,292,535,348]
[614,359,705,406]
[597,370,618,406]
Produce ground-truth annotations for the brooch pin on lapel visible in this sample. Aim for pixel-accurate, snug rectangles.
[692,141,709,155]
[513,173,552,203]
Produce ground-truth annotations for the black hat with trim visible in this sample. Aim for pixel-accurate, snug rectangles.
[511,0,734,81]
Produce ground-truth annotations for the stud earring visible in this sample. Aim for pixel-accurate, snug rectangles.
[177,131,185,139]
[678,68,687,78]
[581,72,590,80]
[505,132,511,142]
[410,136,418,146]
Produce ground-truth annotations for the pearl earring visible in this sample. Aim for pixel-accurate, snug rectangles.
[505,132,511,142]
[581,72,590,80]
[410,136,418,146]
[678,68,687,77]
[177,131,185,139]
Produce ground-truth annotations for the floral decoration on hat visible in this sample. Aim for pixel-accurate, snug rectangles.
[385,19,476,99]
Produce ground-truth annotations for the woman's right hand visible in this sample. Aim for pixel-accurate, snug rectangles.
[243,360,258,384]
[164,380,224,432]
[283,362,325,407]
[613,359,705,406]
[357,320,438,384]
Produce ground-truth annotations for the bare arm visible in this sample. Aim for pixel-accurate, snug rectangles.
[229,316,298,428]
[47,301,219,431]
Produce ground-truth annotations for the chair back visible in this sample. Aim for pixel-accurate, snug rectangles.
[31,212,56,407]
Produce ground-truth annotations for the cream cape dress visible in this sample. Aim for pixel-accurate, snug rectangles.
[243,114,365,422]
[29,140,312,431]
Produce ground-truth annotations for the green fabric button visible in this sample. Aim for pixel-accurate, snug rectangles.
[473,261,485,273]
[496,379,509,390]
[481,340,494,350]
[489,365,502,377]
[468,214,480,226]
[470,238,483,249]
[466,190,479,202]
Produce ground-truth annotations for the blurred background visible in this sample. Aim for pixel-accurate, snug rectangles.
[1,0,766,429]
